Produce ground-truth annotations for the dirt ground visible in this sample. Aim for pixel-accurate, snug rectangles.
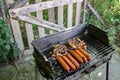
[0,47,120,80]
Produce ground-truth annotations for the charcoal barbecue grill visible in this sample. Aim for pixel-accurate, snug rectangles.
[32,24,115,80]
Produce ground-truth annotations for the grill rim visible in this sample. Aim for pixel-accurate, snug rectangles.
[31,23,115,80]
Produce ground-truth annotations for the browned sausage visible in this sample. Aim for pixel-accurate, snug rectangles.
[69,50,83,64]
[62,55,76,71]
[78,48,91,61]
[66,53,80,68]
[56,56,70,71]
[74,50,88,63]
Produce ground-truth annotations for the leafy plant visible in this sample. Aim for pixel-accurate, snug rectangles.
[106,27,116,44]
[87,0,120,45]
[0,19,20,63]
[104,0,120,44]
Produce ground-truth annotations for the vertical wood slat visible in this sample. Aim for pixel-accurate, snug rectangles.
[6,0,24,50]
[5,0,13,8]
[35,0,45,37]
[67,4,73,28]
[75,2,82,26]
[48,0,56,34]
[10,19,24,50]
[58,6,63,26]
[83,0,87,24]
[25,23,34,48]
[25,2,34,48]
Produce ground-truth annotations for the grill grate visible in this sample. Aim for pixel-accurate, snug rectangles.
[44,34,114,80]
[86,40,114,60]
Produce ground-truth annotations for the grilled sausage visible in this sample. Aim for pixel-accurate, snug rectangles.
[74,50,88,63]
[66,53,80,68]
[69,50,83,64]
[78,48,91,61]
[56,56,70,71]
[62,55,76,71]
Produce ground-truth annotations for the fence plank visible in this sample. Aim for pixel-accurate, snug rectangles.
[87,1,107,29]
[18,15,66,31]
[83,0,87,23]
[58,6,63,26]
[67,4,73,28]
[48,0,56,34]
[25,22,34,48]
[6,0,24,51]
[5,0,14,8]
[0,0,7,21]
[35,0,45,38]
[10,18,24,50]
[24,2,34,48]
[9,0,83,17]
[9,0,29,9]
[75,2,82,26]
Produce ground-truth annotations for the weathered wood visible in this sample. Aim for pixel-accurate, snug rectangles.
[87,1,107,29]
[10,18,24,50]
[9,0,83,17]
[2,0,15,44]
[5,0,14,8]
[48,0,56,34]
[0,8,2,17]
[9,0,29,9]
[35,0,45,38]
[83,0,87,23]
[25,22,34,48]
[58,6,63,26]
[0,0,6,21]
[23,48,34,58]
[75,2,82,26]
[67,4,73,28]
[18,15,66,31]
[25,2,34,48]
[6,0,24,51]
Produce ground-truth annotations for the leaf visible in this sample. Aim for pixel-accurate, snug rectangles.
[0,45,3,54]
[3,53,8,61]
[0,39,4,46]
[0,19,20,62]
[5,45,10,50]
[13,48,19,57]
[106,27,116,36]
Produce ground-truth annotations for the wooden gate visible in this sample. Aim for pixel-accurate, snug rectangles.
[5,0,106,56]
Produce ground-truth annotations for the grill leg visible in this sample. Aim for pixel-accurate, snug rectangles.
[106,61,109,80]
[35,61,39,80]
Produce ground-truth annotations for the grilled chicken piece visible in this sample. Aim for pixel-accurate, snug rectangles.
[68,37,91,62]
[68,37,86,49]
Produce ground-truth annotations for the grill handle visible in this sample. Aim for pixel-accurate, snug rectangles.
[85,65,96,74]
[85,61,103,74]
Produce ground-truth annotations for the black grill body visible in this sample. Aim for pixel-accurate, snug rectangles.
[32,24,115,80]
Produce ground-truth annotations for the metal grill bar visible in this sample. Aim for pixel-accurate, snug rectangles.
[85,39,114,62]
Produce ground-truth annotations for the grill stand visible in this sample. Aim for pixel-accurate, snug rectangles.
[105,54,112,80]
[35,61,39,80]
[106,61,109,80]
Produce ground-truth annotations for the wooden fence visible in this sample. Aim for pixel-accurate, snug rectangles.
[5,0,106,55]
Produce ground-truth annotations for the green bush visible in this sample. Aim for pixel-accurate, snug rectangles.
[104,0,120,44]
[0,19,20,63]
[87,0,120,44]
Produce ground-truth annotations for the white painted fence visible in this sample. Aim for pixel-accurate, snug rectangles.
[6,0,84,55]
